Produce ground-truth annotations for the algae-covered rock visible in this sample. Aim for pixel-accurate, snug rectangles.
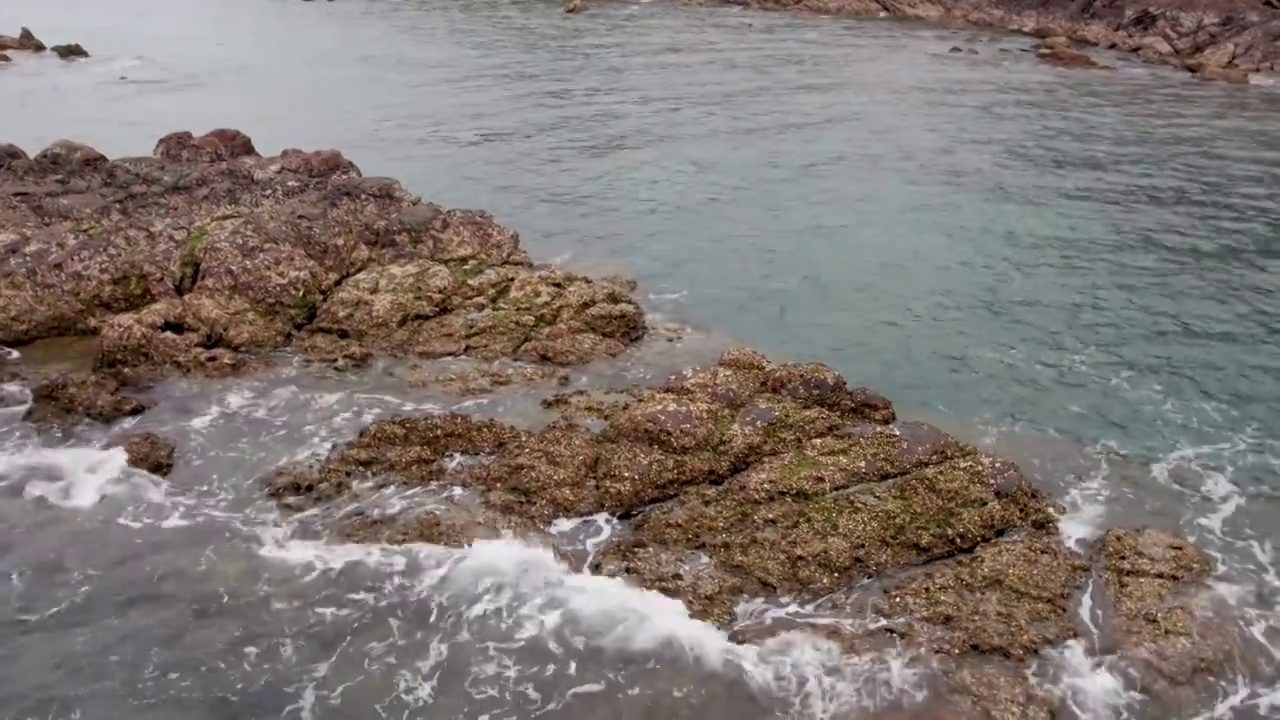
[110,431,177,477]
[0,130,647,382]
[879,533,1089,659]
[265,348,1054,618]
[260,347,1263,715]
[1099,527,1274,716]
[22,372,150,429]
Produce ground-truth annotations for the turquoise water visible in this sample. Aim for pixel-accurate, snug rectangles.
[3,0,1279,716]
[8,0,1277,461]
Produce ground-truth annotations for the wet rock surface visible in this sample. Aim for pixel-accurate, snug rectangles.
[734,0,1279,82]
[266,348,1275,715]
[22,372,150,430]
[0,130,647,422]
[1098,527,1273,716]
[0,27,47,53]
[402,359,569,396]
[50,43,90,60]
[109,431,177,477]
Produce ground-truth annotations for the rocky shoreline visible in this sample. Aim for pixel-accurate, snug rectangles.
[1,129,645,425]
[0,26,89,62]
[1,131,1275,717]
[720,0,1280,83]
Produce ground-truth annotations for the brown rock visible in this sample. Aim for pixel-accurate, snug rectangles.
[277,148,359,178]
[1096,526,1269,715]
[153,129,258,163]
[879,533,1089,658]
[564,0,587,12]
[18,27,44,51]
[592,541,747,624]
[403,361,565,396]
[110,431,176,476]
[0,27,46,52]
[94,297,271,381]
[1035,45,1100,68]
[32,140,108,172]
[22,372,150,429]
[270,349,1047,627]
[0,144,26,168]
[333,504,540,546]
[310,261,643,365]
[1034,35,1073,49]
[0,53,10,63]
[1138,35,1176,58]
[263,413,526,510]
[739,0,1280,80]
[50,43,88,60]
[0,130,648,378]
[1198,41,1237,68]
[1194,65,1253,83]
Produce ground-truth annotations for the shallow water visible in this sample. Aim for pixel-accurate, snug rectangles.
[2,0,1280,717]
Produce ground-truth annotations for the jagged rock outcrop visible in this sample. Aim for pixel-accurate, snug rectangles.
[264,347,1276,717]
[0,27,47,53]
[0,130,648,417]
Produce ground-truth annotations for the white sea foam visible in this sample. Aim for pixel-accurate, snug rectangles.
[0,446,163,509]
[1057,447,1112,549]
[1048,639,1136,719]
[256,531,928,718]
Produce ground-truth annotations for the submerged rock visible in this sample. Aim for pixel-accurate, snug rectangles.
[0,130,647,385]
[110,431,177,477]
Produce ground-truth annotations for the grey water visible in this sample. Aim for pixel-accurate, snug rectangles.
[2,0,1279,717]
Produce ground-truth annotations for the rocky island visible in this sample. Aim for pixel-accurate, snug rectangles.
[0,26,89,61]
[1,130,1273,717]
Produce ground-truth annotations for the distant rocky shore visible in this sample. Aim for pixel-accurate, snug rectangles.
[0,26,89,62]
[1,131,1274,716]
[725,0,1280,83]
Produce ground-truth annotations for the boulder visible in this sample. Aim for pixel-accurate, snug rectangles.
[0,27,46,52]
[110,431,177,476]
[50,43,88,60]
